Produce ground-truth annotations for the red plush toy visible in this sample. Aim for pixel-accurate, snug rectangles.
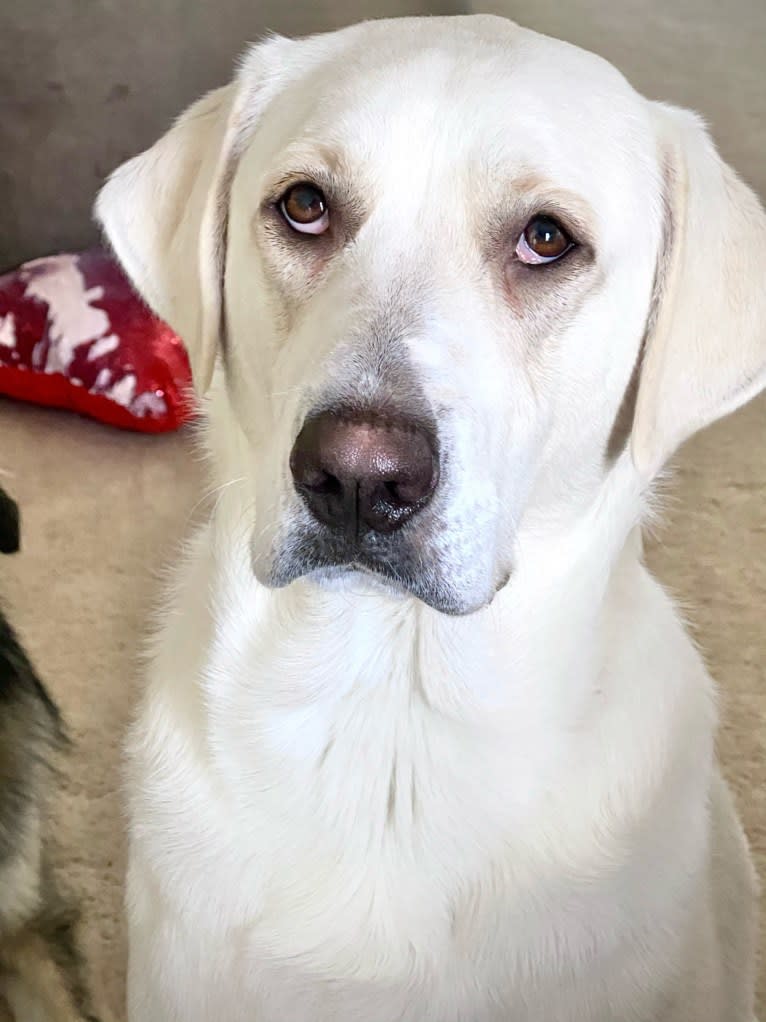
[0,248,194,433]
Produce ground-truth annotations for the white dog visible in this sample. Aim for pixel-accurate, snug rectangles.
[96,15,765,1022]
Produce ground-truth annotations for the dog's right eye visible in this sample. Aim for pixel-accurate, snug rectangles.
[278,183,330,235]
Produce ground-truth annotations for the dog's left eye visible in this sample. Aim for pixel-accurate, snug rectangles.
[279,183,330,235]
[516,215,574,264]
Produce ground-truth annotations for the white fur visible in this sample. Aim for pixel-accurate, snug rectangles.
[95,15,764,1022]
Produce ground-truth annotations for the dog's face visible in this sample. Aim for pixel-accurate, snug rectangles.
[222,29,661,614]
[97,16,766,614]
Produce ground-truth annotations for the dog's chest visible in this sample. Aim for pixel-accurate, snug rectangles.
[137,685,596,1022]
[134,691,691,1022]
[138,603,566,991]
[131,555,711,1020]
[205,649,531,970]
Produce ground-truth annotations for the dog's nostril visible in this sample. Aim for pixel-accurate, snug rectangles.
[290,410,438,535]
[383,480,402,503]
[302,470,342,497]
[382,479,425,507]
[384,477,431,505]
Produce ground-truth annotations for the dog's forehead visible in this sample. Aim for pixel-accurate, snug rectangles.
[253,18,655,215]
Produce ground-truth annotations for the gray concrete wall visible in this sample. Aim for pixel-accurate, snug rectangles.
[473,0,766,198]
[0,0,459,269]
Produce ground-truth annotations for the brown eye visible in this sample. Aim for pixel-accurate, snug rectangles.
[516,215,573,264]
[279,183,330,235]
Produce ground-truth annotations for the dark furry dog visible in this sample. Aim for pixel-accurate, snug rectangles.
[0,484,98,1022]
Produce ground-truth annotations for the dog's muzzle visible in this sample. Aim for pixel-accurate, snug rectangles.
[265,403,490,615]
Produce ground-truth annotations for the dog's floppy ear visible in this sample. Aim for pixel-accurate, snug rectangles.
[0,485,20,555]
[95,34,313,395]
[95,85,235,394]
[631,104,766,478]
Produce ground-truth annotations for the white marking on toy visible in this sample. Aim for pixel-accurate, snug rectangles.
[87,333,120,361]
[21,255,112,374]
[131,391,168,417]
[106,372,137,408]
[0,313,16,349]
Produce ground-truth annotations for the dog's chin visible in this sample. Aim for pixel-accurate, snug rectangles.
[302,564,483,615]
[302,565,415,603]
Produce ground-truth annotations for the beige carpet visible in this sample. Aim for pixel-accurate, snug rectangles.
[0,393,763,1020]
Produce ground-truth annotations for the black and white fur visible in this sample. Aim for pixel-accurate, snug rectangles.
[0,484,98,1022]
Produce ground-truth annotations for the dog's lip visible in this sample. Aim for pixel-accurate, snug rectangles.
[286,538,417,596]
[303,560,496,617]
[300,560,415,605]
[265,515,504,615]
[311,561,402,585]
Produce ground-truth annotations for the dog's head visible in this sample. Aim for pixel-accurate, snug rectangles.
[96,16,766,614]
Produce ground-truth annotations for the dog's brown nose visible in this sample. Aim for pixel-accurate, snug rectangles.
[290,411,438,536]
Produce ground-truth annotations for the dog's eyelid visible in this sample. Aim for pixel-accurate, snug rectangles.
[261,166,338,209]
[527,207,591,251]
[510,180,597,250]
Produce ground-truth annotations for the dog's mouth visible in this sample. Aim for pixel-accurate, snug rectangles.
[261,520,500,616]
[306,561,415,602]
[263,524,474,614]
